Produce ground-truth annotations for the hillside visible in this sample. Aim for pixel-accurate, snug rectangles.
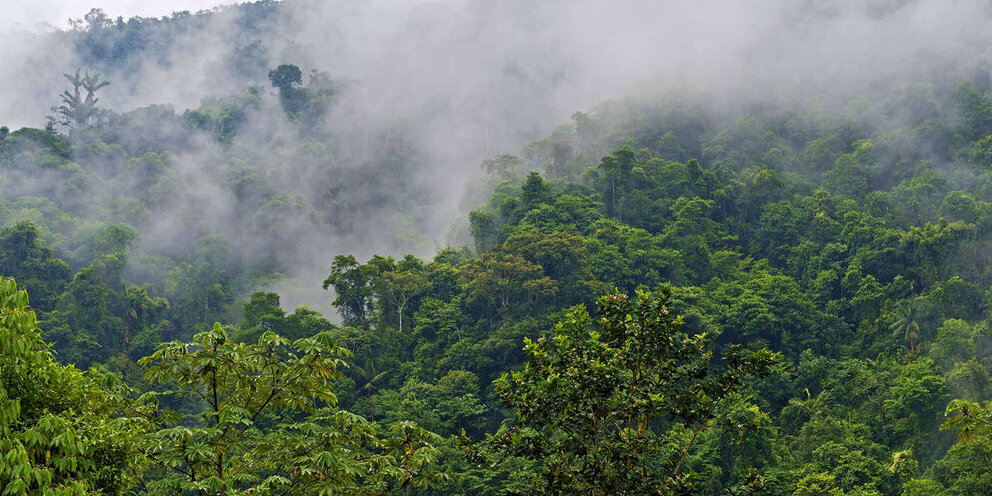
[5,1,992,495]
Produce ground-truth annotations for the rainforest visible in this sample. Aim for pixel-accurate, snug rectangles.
[4,1,992,495]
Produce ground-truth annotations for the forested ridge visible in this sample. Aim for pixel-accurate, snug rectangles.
[6,1,992,495]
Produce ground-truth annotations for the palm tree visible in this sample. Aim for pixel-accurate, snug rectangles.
[889,300,921,353]
[352,358,388,397]
[57,68,110,127]
[122,286,168,346]
[351,358,388,420]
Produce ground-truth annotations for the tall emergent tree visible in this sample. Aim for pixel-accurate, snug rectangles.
[323,255,376,330]
[267,64,303,94]
[54,68,110,128]
[268,63,305,115]
[375,256,432,333]
[476,288,777,495]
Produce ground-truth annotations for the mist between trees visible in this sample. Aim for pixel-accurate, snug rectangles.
[5,0,992,494]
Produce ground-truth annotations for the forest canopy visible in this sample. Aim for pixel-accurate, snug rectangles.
[6,0,992,495]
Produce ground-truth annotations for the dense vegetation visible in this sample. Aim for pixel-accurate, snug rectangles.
[8,2,992,495]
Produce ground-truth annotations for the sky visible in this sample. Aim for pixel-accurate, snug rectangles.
[3,0,226,30]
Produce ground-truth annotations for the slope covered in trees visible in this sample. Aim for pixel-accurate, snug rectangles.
[6,1,992,495]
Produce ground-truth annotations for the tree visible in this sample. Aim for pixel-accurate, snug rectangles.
[898,218,972,286]
[469,210,501,254]
[55,68,110,128]
[481,154,524,181]
[943,398,992,443]
[598,147,638,220]
[520,172,553,211]
[323,255,376,330]
[376,259,432,334]
[268,64,306,115]
[475,288,777,495]
[0,277,152,495]
[501,228,604,306]
[888,300,921,353]
[0,221,71,313]
[233,292,286,343]
[792,473,842,496]
[955,81,992,140]
[739,166,784,221]
[139,323,445,495]
[971,134,992,170]
[122,285,168,350]
[48,258,127,366]
[458,251,550,310]
[267,64,303,93]
[934,407,992,494]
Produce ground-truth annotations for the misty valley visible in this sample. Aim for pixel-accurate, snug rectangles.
[5,1,992,495]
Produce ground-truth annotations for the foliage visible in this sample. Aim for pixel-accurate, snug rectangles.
[53,68,110,128]
[476,289,777,495]
[10,10,992,492]
[0,277,152,495]
[139,322,445,495]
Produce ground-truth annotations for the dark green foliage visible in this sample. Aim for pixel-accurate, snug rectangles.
[9,9,992,492]
[267,64,336,123]
[0,277,153,495]
[232,291,336,343]
[477,289,777,495]
[323,255,377,330]
[0,221,71,312]
[267,64,302,92]
[181,87,262,143]
[138,323,447,495]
